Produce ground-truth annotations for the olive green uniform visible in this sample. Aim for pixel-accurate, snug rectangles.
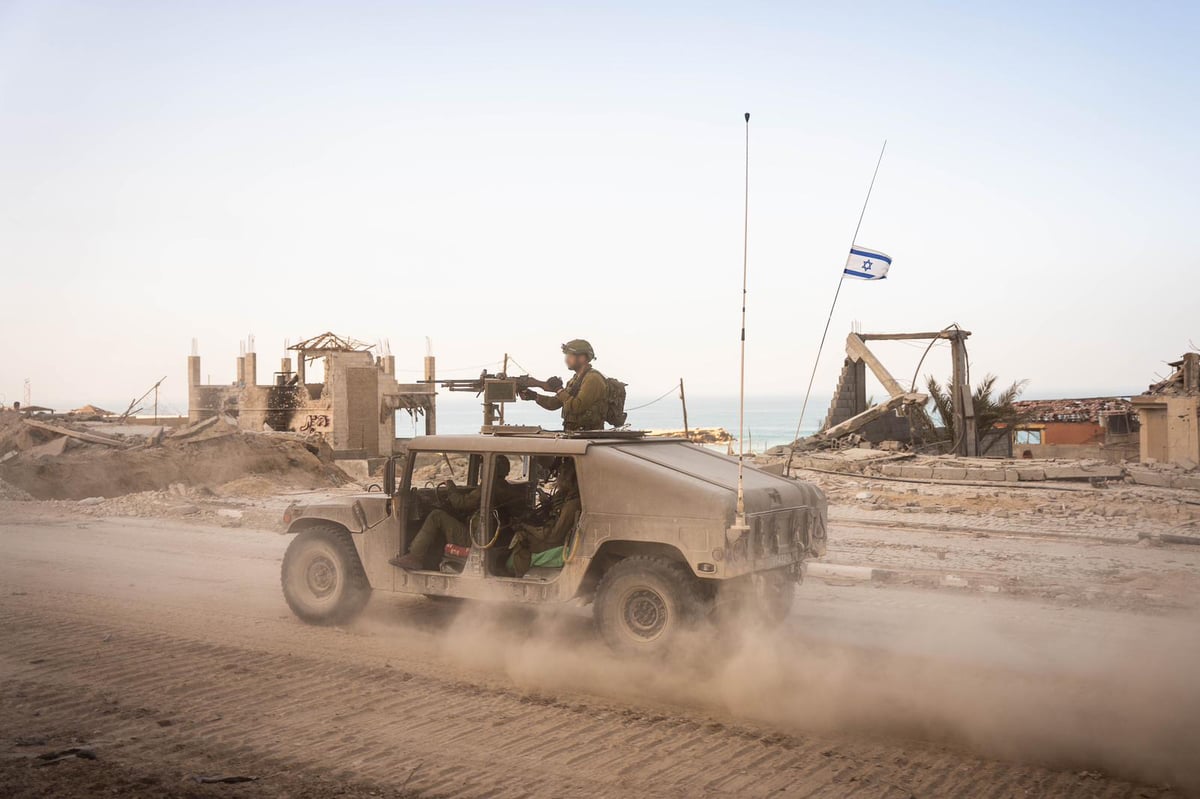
[509,494,581,577]
[409,481,525,561]
[534,366,607,431]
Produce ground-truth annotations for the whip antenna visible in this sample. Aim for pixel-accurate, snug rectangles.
[735,112,751,531]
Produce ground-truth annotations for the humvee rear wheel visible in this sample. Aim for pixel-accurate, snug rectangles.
[594,556,699,655]
[281,526,370,625]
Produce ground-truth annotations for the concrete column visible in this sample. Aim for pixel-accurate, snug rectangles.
[235,356,246,387]
[187,355,202,424]
[1184,353,1200,393]
[296,352,306,384]
[244,352,257,387]
[382,355,395,376]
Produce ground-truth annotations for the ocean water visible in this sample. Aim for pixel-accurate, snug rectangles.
[398,392,830,453]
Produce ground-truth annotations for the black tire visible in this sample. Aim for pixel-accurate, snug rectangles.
[712,568,797,632]
[281,526,370,625]
[593,556,701,656]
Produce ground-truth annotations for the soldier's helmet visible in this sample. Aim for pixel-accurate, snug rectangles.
[561,339,596,360]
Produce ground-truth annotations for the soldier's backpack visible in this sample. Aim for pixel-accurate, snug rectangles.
[604,376,628,427]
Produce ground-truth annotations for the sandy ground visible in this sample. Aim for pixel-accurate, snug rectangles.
[2,498,1199,798]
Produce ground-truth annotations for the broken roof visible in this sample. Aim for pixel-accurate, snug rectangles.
[1012,397,1133,424]
[1144,352,1199,396]
[289,332,373,352]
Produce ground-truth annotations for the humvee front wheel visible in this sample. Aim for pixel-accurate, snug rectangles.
[594,556,700,655]
[281,526,370,625]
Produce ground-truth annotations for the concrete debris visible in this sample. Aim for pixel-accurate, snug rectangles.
[25,436,70,459]
[22,418,129,448]
[0,478,33,501]
[0,409,350,501]
[763,446,1200,492]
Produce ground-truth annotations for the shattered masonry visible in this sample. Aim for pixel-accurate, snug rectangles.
[187,331,436,459]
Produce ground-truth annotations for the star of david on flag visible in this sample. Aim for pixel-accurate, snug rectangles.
[843,246,891,280]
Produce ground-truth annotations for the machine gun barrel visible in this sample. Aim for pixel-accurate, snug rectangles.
[419,371,560,396]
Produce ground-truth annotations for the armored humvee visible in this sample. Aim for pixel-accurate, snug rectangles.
[279,431,827,653]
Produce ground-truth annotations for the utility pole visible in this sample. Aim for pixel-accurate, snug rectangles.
[679,378,689,438]
[424,338,437,435]
[950,331,977,456]
[499,353,509,425]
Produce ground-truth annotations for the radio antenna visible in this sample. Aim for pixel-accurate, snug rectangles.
[735,112,751,533]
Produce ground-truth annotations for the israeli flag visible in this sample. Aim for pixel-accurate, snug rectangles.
[844,246,891,280]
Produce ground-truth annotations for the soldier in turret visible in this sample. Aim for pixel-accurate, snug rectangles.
[520,339,607,431]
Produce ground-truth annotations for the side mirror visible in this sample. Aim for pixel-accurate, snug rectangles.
[384,455,400,497]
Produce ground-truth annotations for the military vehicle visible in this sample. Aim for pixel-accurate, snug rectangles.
[279,430,827,654]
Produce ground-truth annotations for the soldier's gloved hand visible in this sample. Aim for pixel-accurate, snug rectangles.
[518,388,535,401]
[545,376,564,392]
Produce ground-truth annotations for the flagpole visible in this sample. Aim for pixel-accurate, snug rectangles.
[785,140,887,477]
[735,112,751,531]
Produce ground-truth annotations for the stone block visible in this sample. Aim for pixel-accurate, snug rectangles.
[931,467,968,480]
[880,464,904,477]
[1043,465,1123,481]
[1016,467,1045,481]
[1126,469,1173,488]
[899,466,934,479]
[1005,469,1020,482]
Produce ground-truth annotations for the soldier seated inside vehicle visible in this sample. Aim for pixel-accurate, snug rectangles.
[391,453,526,572]
[500,457,581,578]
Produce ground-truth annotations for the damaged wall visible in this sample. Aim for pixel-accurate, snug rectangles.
[187,340,435,458]
[1133,353,1200,467]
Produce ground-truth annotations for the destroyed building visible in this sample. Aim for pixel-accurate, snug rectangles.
[187,332,436,460]
[1133,352,1200,467]
[1005,397,1138,461]
[817,329,968,452]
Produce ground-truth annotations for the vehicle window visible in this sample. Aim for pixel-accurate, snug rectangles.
[497,454,527,484]
[409,451,477,489]
[517,455,579,521]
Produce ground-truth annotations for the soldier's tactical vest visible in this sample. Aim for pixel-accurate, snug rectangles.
[563,368,627,430]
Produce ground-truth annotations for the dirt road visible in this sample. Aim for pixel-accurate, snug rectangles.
[2,509,1198,798]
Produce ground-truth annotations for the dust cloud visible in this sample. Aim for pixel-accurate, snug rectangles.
[371,591,1200,792]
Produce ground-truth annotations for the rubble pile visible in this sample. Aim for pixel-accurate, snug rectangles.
[760,447,1199,490]
[0,477,33,501]
[0,410,349,501]
[784,466,1200,532]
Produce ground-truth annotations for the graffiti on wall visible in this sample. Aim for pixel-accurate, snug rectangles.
[298,414,331,433]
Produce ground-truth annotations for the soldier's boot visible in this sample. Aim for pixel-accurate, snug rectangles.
[389,553,423,570]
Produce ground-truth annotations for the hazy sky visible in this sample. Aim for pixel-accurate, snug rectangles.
[2,1,1197,417]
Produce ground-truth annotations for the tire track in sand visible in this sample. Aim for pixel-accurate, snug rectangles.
[0,599,1167,799]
